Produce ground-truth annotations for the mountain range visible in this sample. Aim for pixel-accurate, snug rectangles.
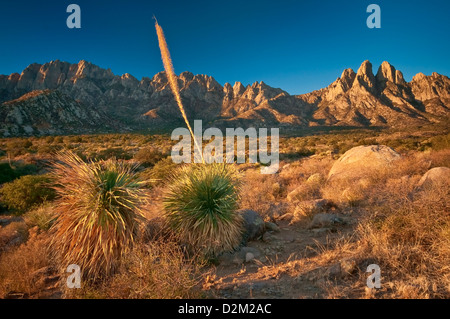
[0,60,449,136]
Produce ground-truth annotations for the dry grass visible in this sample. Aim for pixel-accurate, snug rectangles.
[0,234,52,298]
[319,150,450,299]
[64,240,203,299]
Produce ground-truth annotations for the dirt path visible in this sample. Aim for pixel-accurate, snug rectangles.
[203,210,360,299]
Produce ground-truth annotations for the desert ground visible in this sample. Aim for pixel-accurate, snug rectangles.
[0,123,449,299]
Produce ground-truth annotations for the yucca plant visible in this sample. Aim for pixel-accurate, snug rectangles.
[163,163,244,257]
[50,151,147,280]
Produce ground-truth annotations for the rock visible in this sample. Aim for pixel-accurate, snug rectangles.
[245,252,255,262]
[326,263,342,279]
[417,167,450,189]
[376,61,397,85]
[328,145,401,182]
[293,199,330,217]
[262,232,276,242]
[239,209,265,242]
[264,221,280,232]
[308,213,344,229]
[218,246,261,266]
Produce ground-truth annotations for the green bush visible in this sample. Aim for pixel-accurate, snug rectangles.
[0,163,17,184]
[0,163,38,184]
[0,175,56,214]
[163,163,244,257]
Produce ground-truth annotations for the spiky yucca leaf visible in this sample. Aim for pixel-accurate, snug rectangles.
[50,151,147,279]
[163,163,244,256]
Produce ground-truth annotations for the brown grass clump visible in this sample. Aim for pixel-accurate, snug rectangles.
[50,151,148,280]
[65,240,202,299]
[0,235,52,298]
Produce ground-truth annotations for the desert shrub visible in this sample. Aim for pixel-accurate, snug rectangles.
[93,147,133,160]
[427,133,450,151]
[140,157,179,186]
[134,147,167,167]
[0,235,52,298]
[65,241,201,299]
[5,139,33,157]
[54,136,64,144]
[0,175,56,214]
[24,204,56,231]
[163,163,244,257]
[0,163,16,184]
[45,136,55,144]
[50,152,147,280]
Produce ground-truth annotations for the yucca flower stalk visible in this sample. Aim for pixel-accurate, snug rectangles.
[163,163,244,256]
[154,18,204,163]
[50,151,147,279]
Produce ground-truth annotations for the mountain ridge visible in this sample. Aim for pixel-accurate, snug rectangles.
[1,60,449,136]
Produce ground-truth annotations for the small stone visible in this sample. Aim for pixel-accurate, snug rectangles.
[262,232,275,242]
[308,213,344,229]
[327,263,342,278]
[245,252,255,262]
[264,221,280,232]
[239,209,265,242]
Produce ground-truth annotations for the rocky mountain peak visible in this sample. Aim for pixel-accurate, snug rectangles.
[0,59,449,136]
[233,81,246,97]
[376,61,396,84]
[179,71,194,82]
[412,72,426,82]
[353,60,376,91]
[340,68,356,91]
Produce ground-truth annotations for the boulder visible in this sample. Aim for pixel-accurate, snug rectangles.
[417,167,450,189]
[308,213,344,229]
[239,209,265,242]
[328,145,400,182]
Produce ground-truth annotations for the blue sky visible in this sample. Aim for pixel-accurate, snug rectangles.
[0,0,449,94]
